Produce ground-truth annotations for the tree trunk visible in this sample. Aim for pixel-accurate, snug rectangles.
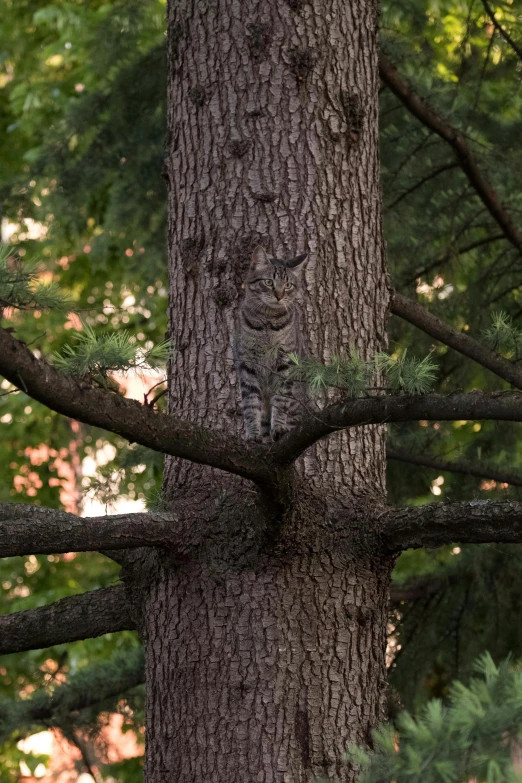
[138,0,391,779]
[163,0,388,498]
[142,555,391,782]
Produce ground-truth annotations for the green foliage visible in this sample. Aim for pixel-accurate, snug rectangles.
[0,0,169,510]
[349,654,522,783]
[289,350,373,397]
[0,743,49,783]
[101,756,144,783]
[376,351,439,395]
[1,0,522,776]
[289,349,438,397]
[483,312,522,359]
[53,323,170,384]
[0,244,73,310]
[390,543,522,710]
[379,0,522,710]
[0,646,144,743]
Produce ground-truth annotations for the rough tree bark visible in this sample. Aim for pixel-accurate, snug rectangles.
[3,1,522,775]
[0,586,134,655]
[124,1,391,781]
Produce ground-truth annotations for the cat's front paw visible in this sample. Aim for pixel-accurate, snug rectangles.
[245,433,264,444]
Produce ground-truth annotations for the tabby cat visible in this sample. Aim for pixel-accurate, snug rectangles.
[235,246,308,442]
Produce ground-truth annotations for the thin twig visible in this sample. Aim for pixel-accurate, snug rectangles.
[144,378,167,405]
[482,0,522,61]
[387,445,522,487]
[380,52,522,254]
[387,162,459,210]
[149,388,167,408]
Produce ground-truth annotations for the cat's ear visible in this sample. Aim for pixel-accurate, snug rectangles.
[250,246,270,270]
[286,253,308,269]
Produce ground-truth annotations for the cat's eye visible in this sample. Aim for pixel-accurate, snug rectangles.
[264,279,274,286]
[284,282,294,290]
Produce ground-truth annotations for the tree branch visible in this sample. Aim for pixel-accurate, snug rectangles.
[0,327,274,485]
[0,586,134,655]
[389,579,439,604]
[383,499,522,552]
[387,446,522,487]
[482,0,522,62]
[402,233,505,287]
[66,730,104,783]
[8,319,522,479]
[271,390,522,464]
[0,648,144,742]
[387,161,459,210]
[391,291,522,389]
[379,53,522,254]
[0,503,180,558]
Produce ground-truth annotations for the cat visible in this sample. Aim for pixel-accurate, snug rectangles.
[235,246,308,443]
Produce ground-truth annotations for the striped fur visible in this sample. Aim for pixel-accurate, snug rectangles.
[235,246,308,442]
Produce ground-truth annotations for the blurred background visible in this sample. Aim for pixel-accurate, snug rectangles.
[1,0,522,779]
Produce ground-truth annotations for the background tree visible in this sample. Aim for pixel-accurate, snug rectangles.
[2,0,522,781]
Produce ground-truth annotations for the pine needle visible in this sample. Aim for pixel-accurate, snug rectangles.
[290,348,437,398]
[483,312,522,359]
[53,323,171,385]
[376,350,438,394]
[0,244,74,311]
[347,652,522,783]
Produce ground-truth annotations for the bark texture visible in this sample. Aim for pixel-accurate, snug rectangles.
[0,505,177,557]
[383,498,522,551]
[270,390,522,464]
[0,586,134,655]
[138,0,391,781]
[142,553,390,783]
[6,0,522,772]
[164,0,389,498]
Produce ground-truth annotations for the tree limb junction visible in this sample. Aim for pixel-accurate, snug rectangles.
[6,325,522,487]
[0,326,274,484]
[272,390,522,464]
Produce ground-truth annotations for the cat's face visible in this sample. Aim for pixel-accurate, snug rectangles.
[244,246,308,309]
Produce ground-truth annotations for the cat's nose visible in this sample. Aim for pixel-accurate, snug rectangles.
[275,291,284,300]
